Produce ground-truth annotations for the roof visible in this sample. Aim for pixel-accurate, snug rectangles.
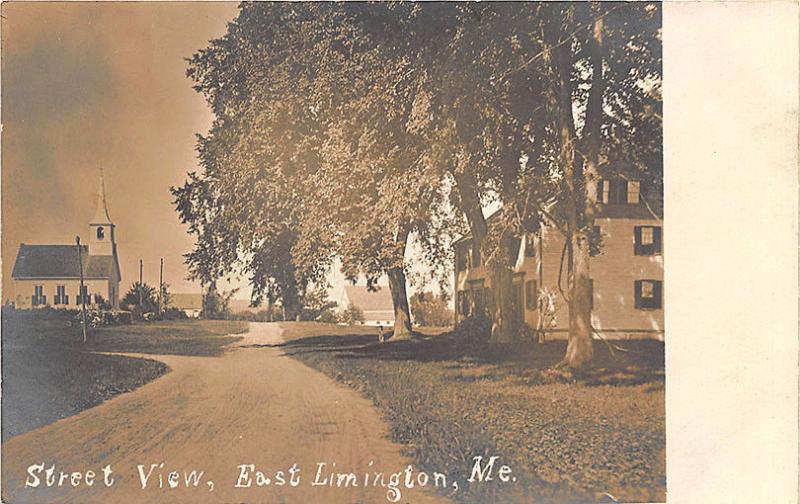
[11,244,118,279]
[170,293,203,310]
[361,310,395,322]
[169,294,255,313]
[342,285,394,312]
[453,202,662,246]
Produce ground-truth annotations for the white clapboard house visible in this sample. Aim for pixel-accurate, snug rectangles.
[454,177,663,340]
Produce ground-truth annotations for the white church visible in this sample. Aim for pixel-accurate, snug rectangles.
[9,174,122,309]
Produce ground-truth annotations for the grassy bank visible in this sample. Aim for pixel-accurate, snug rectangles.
[2,315,247,440]
[87,318,247,356]
[279,322,665,503]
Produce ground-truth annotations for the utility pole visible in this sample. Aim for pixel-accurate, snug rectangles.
[139,259,143,308]
[76,236,88,344]
[159,258,164,316]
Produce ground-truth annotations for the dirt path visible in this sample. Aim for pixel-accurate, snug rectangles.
[2,323,448,503]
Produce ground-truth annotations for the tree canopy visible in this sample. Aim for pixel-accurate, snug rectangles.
[174,2,661,364]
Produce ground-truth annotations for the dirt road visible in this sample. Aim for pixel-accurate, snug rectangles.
[2,323,448,504]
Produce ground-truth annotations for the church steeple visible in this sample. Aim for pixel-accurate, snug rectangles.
[91,168,113,225]
[89,169,115,256]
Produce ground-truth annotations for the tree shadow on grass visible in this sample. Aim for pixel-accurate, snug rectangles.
[279,331,665,387]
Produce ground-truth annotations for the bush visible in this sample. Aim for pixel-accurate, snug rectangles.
[337,303,365,325]
[455,314,492,344]
[71,309,133,328]
[410,291,454,327]
[515,322,537,343]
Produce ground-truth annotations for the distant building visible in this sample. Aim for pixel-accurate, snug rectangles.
[454,178,663,340]
[169,293,203,318]
[10,174,122,309]
[337,285,395,327]
[169,294,256,318]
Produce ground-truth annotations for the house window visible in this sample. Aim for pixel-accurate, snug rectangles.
[524,234,536,258]
[600,180,611,204]
[627,181,641,204]
[471,244,481,268]
[635,280,662,309]
[634,226,662,255]
[33,285,44,306]
[599,179,636,204]
[97,226,105,239]
[55,285,67,305]
[525,280,538,311]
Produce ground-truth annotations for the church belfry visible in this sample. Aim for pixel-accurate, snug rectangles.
[89,169,115,256]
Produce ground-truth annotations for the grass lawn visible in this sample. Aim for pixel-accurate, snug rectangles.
[279,322,665,503]
[86,318,248,356]
[1,314,247,440]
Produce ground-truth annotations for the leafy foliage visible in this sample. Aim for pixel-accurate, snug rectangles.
[121,282,158,314]
[337,303,365,325]
[174,3,661,363]
[299,284,338,323]
[201,284,239,320]
[410,291,454,327]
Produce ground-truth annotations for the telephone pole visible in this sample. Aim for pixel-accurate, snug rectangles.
[139,259,143,308]
[76,236,88,344]
[159,258,164,316]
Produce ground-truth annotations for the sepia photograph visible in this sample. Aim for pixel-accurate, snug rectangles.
[4,1,789,503]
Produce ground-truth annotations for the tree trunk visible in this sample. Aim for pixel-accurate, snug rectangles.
[545,9,600,368]
[452,169,515,343]
[387,267,413,339]
[552,11,607,368]
[565,232,593,367]
[385,225,413,340]
[489,257,515,343]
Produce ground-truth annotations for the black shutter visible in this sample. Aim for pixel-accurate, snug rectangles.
[65,294,70,305]
[654,280,663,309]
[654,227,663,254]
[589,279,594,310]
[634,280,642,309]
[634,226,643,255]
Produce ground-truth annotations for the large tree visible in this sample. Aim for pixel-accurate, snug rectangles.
[410,2,661,363]
[175,2,661,365]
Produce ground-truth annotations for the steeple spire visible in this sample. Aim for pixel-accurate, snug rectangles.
[91,167,112,224]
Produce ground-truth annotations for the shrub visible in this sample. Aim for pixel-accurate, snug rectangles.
[337,303,365,325]
[515,322,537,343]
[410,291,454,327]
[162,308,188,320]
[455,314,492,344]
[71,309,133,328]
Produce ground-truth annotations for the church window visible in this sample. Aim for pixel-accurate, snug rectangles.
[97,226,105,239]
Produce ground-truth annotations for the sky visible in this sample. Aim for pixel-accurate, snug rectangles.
[1,2,453,305]
[2,2,241,298]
